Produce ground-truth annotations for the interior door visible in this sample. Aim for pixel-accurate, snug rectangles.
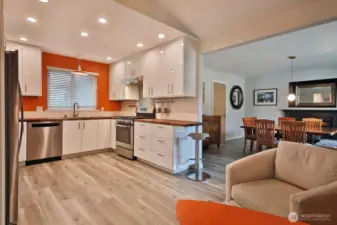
[213,82,226,141]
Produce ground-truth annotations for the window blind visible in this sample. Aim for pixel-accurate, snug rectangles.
[48,68,97,110]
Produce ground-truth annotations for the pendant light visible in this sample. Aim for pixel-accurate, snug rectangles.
[287,56,296,102]
[71,58,88,76]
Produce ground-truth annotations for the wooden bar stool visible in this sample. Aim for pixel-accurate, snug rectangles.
[186,133,210,181]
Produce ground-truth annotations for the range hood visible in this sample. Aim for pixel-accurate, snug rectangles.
[121,76,143,85]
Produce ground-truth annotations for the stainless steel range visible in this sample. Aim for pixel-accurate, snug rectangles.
[115,107,155,159]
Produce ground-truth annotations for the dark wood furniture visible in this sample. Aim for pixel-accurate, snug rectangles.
[202,115,221,149]
[255,119,277,151]
[242,117,257,153]
[279,121,307,143]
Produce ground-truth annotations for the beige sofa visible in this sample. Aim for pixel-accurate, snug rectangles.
[226,141,337,225]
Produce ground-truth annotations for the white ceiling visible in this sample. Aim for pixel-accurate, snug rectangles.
[4,0,184,63]
[204,20,337,77]
[155,0,316,41]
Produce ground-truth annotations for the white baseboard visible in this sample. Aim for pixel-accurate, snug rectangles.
[226,136,243,141]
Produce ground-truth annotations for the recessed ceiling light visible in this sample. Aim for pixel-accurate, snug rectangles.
[181,43,184,46]
[27,17,37,23]
[40,0,48,2]
[98,18,107,24]
[126,61,131,64]
[158,33,165,39]
[20,37,28,42]
[137,43,143,47]
[106,56,112,61]
[81,32,88,37]
[160,50,164,54]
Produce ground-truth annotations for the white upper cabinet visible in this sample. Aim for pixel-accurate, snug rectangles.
[6,41,42,97]
[109,61,139,101]
[21,45,42,96]
[142,37,197,98]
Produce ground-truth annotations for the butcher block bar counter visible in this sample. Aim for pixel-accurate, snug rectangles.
[135,118,203,127]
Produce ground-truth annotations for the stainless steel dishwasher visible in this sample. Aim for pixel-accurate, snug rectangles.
[27,121,63,163]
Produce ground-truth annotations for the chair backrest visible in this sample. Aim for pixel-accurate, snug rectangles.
[278,117,295,125]
[255,119,275,145]
[242,117,257,137]
[280,121,306,143]
[275,141,337,190]
[302,118,323,130]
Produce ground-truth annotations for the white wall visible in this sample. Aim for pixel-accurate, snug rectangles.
[201,67,245,140]
[245,68,337,121]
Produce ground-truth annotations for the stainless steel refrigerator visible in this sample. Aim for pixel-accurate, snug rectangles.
[4,50,24,225]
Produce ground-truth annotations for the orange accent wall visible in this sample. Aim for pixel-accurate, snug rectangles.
[23,52,121,111]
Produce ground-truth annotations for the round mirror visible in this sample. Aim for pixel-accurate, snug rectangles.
[230,85,244,109]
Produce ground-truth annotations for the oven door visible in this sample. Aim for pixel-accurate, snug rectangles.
[116,124,134,150]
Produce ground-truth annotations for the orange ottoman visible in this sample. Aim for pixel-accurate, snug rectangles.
[176,200,308,225]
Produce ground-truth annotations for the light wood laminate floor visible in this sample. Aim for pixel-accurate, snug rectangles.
[18,138,245,225]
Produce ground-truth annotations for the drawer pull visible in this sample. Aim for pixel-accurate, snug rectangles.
[157,153,165,157]
[139,136,145,139]
[158,126,165,129]
[139,148,144,151]
[157,139,164,143]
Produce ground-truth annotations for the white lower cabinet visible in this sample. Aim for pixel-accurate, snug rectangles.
[63,120,98,155]
[19,122,27,163]
[98,120,111,149]
[134,122,195,173]
[110,119,116,149]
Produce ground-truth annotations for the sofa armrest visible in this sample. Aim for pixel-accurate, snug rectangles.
[290,181,337,224]
[225,149,277,201]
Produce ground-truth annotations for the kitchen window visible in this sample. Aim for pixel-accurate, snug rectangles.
[48,68,97,110]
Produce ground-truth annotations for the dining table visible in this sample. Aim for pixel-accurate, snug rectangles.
[240,125,337,136]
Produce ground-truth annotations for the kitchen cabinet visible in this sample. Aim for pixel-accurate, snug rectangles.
[111,119,116,149]
[21,45,42,96]
[63,120,98,155]
[63,121,82,155]
[81,120,98,152]
[134,122,196,173]
[142,37,197,98]
[98,119,111,149]
[6,41,42,97]
[19,122,27,163]
[109,62,139,101]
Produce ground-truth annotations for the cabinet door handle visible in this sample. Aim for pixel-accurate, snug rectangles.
[78,122,81,129]
[157,153,165,157]
[83,121,85,129]
[151,87,154,96]
[167,85,170,94]
[148,87,150,96]
[171,84,173,94]
[25,84,27,93]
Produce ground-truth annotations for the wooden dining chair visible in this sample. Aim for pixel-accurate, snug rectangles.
[242,117,257,153]
[303,118,323,144]
[255,119,277,152]
[279,121,307,143]
[302,118,323,129]
[278,117,295,125]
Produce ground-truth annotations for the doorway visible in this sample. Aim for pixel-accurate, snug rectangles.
[212,81,227,141]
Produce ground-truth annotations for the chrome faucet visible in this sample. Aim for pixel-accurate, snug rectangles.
[73,102,80,117]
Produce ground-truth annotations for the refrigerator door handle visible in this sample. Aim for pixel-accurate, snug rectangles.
[18,84,24,152]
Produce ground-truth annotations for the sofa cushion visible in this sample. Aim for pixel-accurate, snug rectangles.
[232,179,303,217]
[275,141,337,190]
[315,139,337,149]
